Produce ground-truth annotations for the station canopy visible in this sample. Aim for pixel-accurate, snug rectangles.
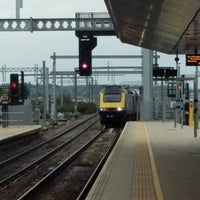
[104,0,200,54]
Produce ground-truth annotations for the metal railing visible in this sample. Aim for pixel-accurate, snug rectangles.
[0,111,24,127]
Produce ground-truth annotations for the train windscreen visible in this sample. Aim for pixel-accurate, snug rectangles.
[103,94,121,102]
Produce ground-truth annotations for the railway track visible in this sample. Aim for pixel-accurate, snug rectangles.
[0,114,120,200]
[0,114,97,168]
[0,115,95,162]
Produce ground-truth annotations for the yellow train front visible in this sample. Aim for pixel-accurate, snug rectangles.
[98,85,139,128]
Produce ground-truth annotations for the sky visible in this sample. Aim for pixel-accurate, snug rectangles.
[0,0,197,86]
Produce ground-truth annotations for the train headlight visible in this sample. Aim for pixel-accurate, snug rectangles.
[100,108,106,111]
[117,107,124,111]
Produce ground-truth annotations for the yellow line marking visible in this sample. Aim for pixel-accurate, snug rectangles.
[143,122,164,200]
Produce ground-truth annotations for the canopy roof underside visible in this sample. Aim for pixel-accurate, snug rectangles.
[105,0,200,54]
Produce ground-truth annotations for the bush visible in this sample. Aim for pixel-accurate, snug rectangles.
[77,102,97,114]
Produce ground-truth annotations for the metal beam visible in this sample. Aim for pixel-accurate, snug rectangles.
[50,55,144,59]
[0,16,114,32]
[0,67,42,72]
[93,66,142,69]
[51,70,142,75]
[23,69,142,77]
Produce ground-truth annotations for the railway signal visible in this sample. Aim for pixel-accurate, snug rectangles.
[79,51,91,76]
[79,37,97,76]
[10,73,19,103]
[178,83,182,90]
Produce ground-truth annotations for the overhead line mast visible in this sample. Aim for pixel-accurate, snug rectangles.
[16,0,23,19]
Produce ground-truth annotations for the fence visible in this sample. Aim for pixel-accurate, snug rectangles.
[0,111,24,127]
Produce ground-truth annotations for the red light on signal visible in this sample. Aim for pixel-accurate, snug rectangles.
[79,60,91,76]
[178,84,182,90]
[11,82,17,89]
[80,62,88,69]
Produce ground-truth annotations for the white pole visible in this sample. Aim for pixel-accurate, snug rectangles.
[16,0,23,19]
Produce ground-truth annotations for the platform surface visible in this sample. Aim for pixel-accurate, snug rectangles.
[0,125,41,141]
[86,121,200,200]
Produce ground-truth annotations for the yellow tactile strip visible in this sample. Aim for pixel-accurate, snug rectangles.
[132,122,164,200]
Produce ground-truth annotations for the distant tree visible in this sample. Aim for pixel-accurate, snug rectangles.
[56,95,75,113]
[77,102,97,114]
[0,88,3,95]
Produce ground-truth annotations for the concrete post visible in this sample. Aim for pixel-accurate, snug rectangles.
[141,48,153,121]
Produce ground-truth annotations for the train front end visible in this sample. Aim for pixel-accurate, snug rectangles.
[98,89,127,127]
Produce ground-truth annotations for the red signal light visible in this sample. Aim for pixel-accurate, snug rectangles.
[11,82,17,89]
[80,61,88,69]
[178,84,182,90]
[79,59,91,76]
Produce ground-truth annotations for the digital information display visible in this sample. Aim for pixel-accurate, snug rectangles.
[186,54,200,66]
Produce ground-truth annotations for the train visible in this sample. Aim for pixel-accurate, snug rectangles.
[98,85,139,128]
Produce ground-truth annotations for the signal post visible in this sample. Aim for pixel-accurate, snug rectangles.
[186,52,200,137]
[0,72,25,127]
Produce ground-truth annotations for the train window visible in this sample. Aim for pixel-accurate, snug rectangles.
[103,94,121,102]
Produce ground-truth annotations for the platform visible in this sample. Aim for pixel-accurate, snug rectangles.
[0,125,41,143]
[86,121,200,200]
